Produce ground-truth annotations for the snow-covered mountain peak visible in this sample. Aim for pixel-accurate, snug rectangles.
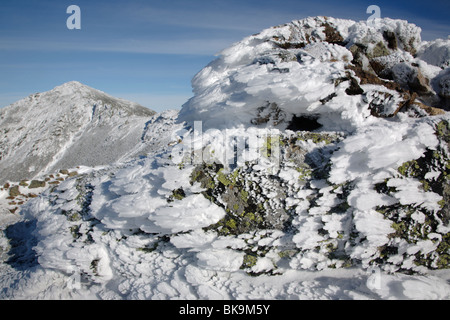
[4,81,153,117]
[29,81,97,99]
[54,80,86,90]
[0,82,158,184]
[50,81,103,99]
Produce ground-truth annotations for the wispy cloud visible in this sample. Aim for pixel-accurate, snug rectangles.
[121,3,297,34]
[0,36,236,56]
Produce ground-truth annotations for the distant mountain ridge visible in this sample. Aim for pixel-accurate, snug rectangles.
[0,81,158,184]
[0,17,449,300]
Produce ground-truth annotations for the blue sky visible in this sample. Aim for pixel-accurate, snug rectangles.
[0,0,449,112]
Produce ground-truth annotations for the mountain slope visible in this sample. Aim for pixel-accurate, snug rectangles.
[0,81,157,184]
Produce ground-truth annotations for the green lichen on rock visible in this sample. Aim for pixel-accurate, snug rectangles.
[190,162,287,236]
[296,164,313,181]
[241,253,258,272]
[70,225,82,239]
[370,120,450,271]
[375,203,449,272]
[168,188,186,202]
[395,120,450,206]
[261,135,282,158]
[296,132,339,145]
[190,163,221,190]
[217,168,233,186]
[397,159,421,177]
[436,120,450,138]
[367,41,390,59]
[187,130,346,270]
[436,233,450,269]
[62,210,82,222]
[19,180,29,187]
[29,180,46,189]
[9,185,21,198]
[68,171,78,178]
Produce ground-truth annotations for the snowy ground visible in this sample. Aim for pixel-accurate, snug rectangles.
[1,139,449,300]
[1,220,449,300]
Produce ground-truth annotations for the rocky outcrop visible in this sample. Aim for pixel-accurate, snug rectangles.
[180,16,447,130]
[1,168,80,215]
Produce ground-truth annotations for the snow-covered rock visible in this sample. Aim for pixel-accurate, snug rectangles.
[179,16,448,131]
[418,38,450,69]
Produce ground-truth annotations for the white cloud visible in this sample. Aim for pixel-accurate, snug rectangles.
[119,2,296,34]
[0,37,235,56]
